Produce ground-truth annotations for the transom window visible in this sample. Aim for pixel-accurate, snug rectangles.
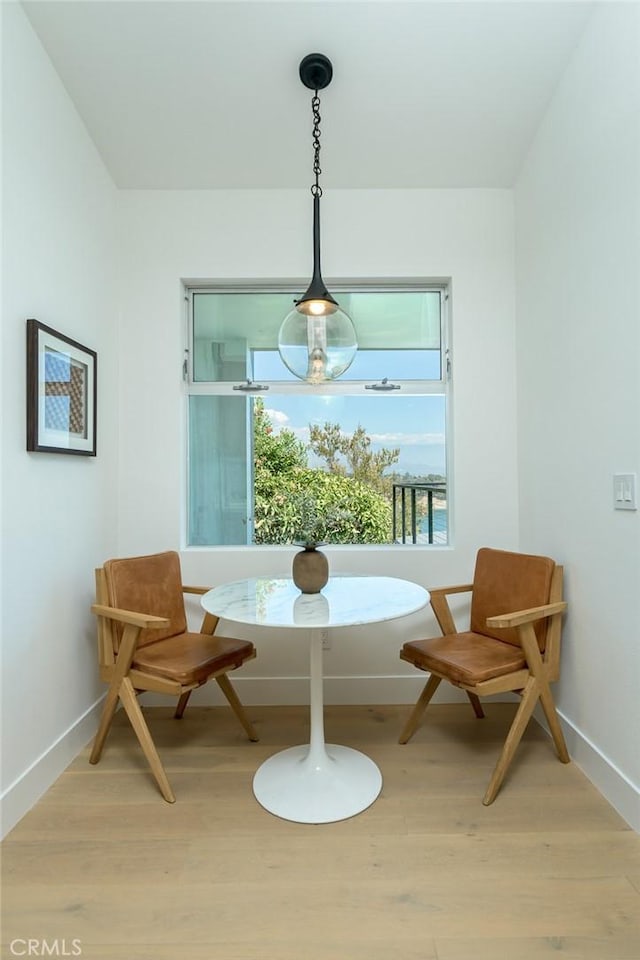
[186,284,450,547]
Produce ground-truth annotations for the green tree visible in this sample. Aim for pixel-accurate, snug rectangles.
[309,422,400,496]
[306,422,345,475]
[254,469,391,545]
[253,398,306,479]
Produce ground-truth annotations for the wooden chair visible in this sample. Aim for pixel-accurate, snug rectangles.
[399,547,569,804]
[90,550,258,802]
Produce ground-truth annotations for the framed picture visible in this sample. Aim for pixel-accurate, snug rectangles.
[26,319,97,456]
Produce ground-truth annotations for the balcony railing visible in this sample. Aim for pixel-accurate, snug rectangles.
[392,481,447,545]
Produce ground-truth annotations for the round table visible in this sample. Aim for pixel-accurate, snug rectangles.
[201,575,429,824]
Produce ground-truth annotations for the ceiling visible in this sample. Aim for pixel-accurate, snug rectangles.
[23,0,595,190]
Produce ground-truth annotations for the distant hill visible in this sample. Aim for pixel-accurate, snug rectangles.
[391,463,446,480]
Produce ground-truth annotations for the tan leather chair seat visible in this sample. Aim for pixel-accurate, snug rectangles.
[133,633,255,686]
[402,632,526,686]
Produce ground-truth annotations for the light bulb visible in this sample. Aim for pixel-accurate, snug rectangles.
[306,347,328,383]
[301,299,338,317]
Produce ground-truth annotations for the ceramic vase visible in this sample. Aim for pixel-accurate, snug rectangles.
[292,546,329,594]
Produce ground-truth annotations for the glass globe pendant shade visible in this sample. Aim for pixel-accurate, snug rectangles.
[278,193,357,382]
[278,301,357,383]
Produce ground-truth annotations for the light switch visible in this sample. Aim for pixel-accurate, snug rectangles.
[613,473,637,510]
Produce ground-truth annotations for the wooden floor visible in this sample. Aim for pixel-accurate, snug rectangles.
[3,703,639,960]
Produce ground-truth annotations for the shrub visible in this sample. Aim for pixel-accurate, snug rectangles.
[254,468,392,545]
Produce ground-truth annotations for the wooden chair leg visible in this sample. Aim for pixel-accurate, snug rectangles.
[174,690,192,719]
[399,673,441,744]
[119,678,175,803]
[467,692,485,719]
[483,677,539,806]
[519,621,570,764]
[89,680,122,764]
[215,673,259,742]
[538,684,570,763]
[91,621,141,765]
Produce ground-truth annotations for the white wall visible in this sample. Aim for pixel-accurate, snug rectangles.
[117,187,519,702]
[1,3,119,836]
[515,3,640,828]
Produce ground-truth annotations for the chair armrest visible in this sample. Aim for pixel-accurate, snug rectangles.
[91,604,170,630]
[182,585,211,596]
[429,583,474,597]
[429,584,473,636]
[486,601,567,629]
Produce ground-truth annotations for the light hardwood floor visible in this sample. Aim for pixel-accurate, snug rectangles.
[2,703,639,959]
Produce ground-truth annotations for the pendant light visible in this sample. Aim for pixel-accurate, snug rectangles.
[278,54,357,383]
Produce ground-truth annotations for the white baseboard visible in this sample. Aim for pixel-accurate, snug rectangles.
[144,674,475,707]
[534,703,639,832]
[0,698,104,839]
[3,681,637,837]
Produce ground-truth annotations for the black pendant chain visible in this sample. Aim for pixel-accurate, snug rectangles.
[311,93,322,199]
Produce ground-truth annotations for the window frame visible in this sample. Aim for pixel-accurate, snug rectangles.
[183,278,453,548]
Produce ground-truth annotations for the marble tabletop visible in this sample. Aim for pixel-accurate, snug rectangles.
[201,575,429,629]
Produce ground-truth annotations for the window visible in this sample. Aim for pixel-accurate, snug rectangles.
[186,284,450,546]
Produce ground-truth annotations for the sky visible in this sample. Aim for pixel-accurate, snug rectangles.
[262,393,446,477]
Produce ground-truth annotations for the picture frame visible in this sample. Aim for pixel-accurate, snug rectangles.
[26,319,97,456]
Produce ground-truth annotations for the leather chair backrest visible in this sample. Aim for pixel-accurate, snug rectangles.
[470,547,555,650]
[104,551,187,647]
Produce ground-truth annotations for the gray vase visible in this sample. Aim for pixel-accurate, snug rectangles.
[292,546,329,594]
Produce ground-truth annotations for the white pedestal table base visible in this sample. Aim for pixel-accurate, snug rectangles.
[253,743,382,824]
[200,578,429,825]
